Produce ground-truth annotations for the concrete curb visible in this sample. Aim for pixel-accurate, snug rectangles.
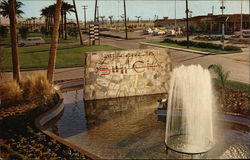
[34,81,100,160]
[140,42,241,55]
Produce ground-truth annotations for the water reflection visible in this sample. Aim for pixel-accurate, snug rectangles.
[46,90,250,159]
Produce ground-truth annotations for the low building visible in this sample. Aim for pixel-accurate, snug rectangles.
[154,13,250,34]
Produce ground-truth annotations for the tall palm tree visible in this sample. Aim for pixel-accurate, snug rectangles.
[61,2,74,40]
[47,0,62,83]
[0,0,23,17]
[0,0,23,83]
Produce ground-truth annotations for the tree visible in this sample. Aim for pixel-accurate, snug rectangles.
[0,25,9,38]
[8,0,20,83]
[68,26,78,39]
[61,2,74,40]
[47,0,62,83]
[189,25,196,35]
[0,0,24,17]
[208,64,229,88]
[19,26,29,39]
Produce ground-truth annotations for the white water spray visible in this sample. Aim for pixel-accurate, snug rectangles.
[165,64,214,154]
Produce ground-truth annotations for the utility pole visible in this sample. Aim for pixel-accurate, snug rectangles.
[96,6,99,22]
[82,5,87,32]
[212,6,214,15]
[240,0,243,38]
[94,0,98,23]
[175,0,177,30]
[123,0,128,40]
[72,0,83,45]
[185,0,189,48]
[220,0,225,49]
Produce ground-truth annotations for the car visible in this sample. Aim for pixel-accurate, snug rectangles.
[234,30,250,38]
[19,37,45,46]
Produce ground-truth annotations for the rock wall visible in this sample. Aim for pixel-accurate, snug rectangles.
[84,49,172,100]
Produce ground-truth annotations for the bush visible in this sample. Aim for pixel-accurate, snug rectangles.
[19,26,29,39]
[0,25,9,38]
[0,72,56,108]
[68,26,78,38]
[163,38,242,52]
[21,72,55,105]
[0,81,23,107]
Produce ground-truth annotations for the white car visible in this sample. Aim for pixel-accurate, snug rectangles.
[153,30,166,36]
[19,37,45,46]
[234,30,250,38]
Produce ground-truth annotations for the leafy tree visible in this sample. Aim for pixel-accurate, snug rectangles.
[0,25,9,38]
[68,26,78,39]
[189,25,196,35]
[200,21,208,33]
[208,64,230,88]
[0,0,24,17]
[19,26,29,39]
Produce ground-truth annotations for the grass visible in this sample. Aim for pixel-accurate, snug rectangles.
[213,78,250,97]
[149,41,233,54]
[1,44,121,70]
[0,33,80,45]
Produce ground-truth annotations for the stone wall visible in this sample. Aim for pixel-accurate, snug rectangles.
[84,49,172,100]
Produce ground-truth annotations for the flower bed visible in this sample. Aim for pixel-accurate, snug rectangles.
[0,94,86,159]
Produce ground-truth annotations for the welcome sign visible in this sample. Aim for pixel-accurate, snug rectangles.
[84,49,172,100]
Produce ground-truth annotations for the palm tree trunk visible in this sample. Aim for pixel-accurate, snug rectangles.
[64,11,67,40]
[72,0,83,45]
[9,0,20,83]
[47,0,62,83]
[61,11,64,39]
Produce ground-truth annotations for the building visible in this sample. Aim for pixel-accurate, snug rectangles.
[154,13,250,34]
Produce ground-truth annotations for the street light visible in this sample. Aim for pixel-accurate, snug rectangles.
[185,0,189,48]
[220,0,225,49]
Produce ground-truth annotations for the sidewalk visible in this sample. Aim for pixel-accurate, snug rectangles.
[0,67,84,83]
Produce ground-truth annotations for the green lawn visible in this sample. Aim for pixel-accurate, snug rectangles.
[149,41,231,54]
[1,44,121,70]
[0,33,80,45]
[213,78,250,97]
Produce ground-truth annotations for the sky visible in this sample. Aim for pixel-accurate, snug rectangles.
[19,0,250,21]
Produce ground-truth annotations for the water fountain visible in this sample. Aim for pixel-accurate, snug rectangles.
[165,65,215,156]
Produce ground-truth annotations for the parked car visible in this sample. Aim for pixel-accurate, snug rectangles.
[234,30,250,38]
[153,30,165,36]
[19,37,45,46]
[143,28,153,35]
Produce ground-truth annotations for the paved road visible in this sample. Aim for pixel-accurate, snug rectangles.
[1,31,249,84]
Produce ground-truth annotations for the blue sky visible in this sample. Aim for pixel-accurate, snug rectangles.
[20,0,249,21]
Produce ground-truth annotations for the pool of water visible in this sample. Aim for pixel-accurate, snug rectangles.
[46,89,250,159]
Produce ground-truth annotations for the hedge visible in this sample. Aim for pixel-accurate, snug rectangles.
[162,38,242,52]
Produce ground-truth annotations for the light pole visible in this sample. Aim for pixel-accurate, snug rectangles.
[82,5,87,32]
[174,0,177,30]
[185,0,189,48]
[240,0,243,39]
[220,0,225,49]
[123,0,128,40]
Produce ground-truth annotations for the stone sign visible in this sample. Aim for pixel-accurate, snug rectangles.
[84,49,172,100]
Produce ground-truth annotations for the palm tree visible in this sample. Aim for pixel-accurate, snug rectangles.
[0,0,24,17]
[47,0,62,83]
[208,64,229,88]
[0,0,23,83]
[208,64,230,108]
[108,16,113,24]
[61,2,74,40]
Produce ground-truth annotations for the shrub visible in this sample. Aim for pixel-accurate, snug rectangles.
[68,26,78,39]
[163,38,242,52]
[0,81,23,107]
[19,26,29,39]
[21,72,55,105]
